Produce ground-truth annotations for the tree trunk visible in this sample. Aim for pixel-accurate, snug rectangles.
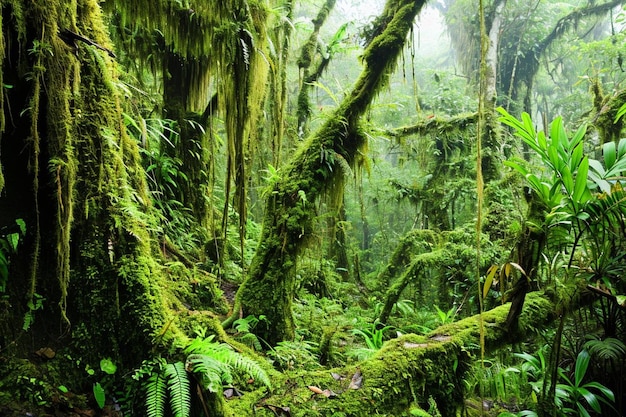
[231,0,428,346]
[0,0,168,367]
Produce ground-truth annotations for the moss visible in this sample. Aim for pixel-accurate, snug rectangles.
[228,289,573,416]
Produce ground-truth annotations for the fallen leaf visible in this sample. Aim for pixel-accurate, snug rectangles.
[223,387,243,399]
[348,369,362,390]
[308,385,324,395]
[262,404,292,416]
[330,372,344,380]
[321,389,338,398]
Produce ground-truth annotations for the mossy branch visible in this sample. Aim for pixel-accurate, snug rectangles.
[385,112,478,139]
[234,0,428,347]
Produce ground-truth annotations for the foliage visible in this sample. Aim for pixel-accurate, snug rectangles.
[507,346,616,417]
[0,218,25,293]
[556,349,615,417]
[347,320,394,361]
[266,339,321,371]
[498,107,626,285]
[140,334,271,417]
[433,305,456,325]
[232,314,268,351]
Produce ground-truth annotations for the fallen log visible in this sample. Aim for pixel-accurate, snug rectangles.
[226,281,590,416]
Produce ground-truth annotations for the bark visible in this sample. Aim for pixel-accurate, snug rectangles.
[0,0,169,367]
[231,0,428,346]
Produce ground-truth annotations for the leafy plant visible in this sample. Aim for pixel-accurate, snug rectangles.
[266,339,321,371]
[141,334,271,417]
[347,321,393,361]
[0,218,26,293]
[22,293,44,331]
[232,314,268,351]
[433,304,456,325]
[557,349,615,417]
[512,345,549,401]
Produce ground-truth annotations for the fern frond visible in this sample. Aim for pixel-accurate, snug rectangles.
[184,336,272,391]
[164,362,191,417]
[209,345,272,390]
[186,353,232,393]
[145,371,167,417]
[236,332,263,351]
[183,334,216,355]
[584,337,626,362]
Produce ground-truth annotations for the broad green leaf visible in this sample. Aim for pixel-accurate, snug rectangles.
[614,102,626,122]
[504,160,529,176]
[547,143,561,172]
[574,350,591,387]
[585,381,615,402]
[573,157,589,203]
[578,387,601,412]
[549,117,564,148]
[100,358,117,375]
[569,124,587,152]
[587,159,605,177]
[93,382,106,409]
[571,142,584,172]
[537,130,547,152]
[559,164,574,196]
[15,218,26,235]
[603,141,617,169]
[576,402,592,417]
[617,138,626,158]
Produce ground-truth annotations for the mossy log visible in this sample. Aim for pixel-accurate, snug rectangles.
[227,284,590,417]
[231,0,428,346]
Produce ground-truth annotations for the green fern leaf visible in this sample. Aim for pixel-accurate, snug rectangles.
[185,336,272,392]
[145,371,167,417]
[210,345,272,390]
[186,353,231,393]
[164,362,191,417]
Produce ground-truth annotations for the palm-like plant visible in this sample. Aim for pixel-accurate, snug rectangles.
[143,335,271,417]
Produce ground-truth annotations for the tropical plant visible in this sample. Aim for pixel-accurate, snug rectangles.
[498,108,626,277]
[347,320,393,361]
[232,314,268,351]
[434,304,456,325]
[141,334,271,417]
[266,339,321,371]
[556,349,615,417]
[512,345,550,401]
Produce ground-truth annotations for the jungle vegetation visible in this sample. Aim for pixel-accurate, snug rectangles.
[0,0,626,416]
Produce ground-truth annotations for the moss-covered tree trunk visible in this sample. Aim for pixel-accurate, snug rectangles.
[232,0,428,346]
[0,0,167,367]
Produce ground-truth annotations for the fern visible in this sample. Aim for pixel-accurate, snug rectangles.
[142,335,271,417]
[164,362,191,417]
[145,370,167,417]
[185,336,272,391]
[186,353,232,393]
